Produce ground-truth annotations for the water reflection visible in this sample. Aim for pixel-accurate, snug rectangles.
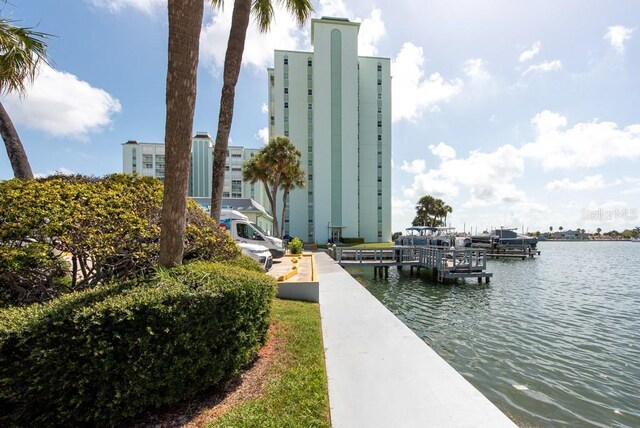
[346,242,640,427]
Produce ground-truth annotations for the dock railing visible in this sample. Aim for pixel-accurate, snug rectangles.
[336,246,487,271]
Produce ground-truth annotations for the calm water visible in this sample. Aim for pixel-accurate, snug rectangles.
[345,241,640,427]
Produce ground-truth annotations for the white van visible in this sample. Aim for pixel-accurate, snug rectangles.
[220,209,285,259]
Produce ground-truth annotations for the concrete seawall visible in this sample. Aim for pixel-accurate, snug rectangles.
[315,252,517,427]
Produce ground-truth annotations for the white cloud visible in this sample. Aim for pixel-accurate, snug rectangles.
[604,26,634,54]
[463,58,491,81]
[261,103,269,114]
[403,144,525,207]
[519,41,541,62]
[522,59,562,76]
[391,42,464,122]
[200,0,386,71]
[86,0,164,14]
[200,2,306,71]
[317,0,349,17]
[357,9,385,56]
[546,175,607,191]
[255,127,269,144]
[34,167,75,178]
[521,110,640,169]
[429,142,456,161]
[392,196,415,232]
[3,64,121,139]
[400,159,426,174]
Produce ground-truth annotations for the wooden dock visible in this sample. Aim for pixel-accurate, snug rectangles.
[334,246,492,283]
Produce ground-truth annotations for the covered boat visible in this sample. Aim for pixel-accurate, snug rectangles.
[471,228,538,250]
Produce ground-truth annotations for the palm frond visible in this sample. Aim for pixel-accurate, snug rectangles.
[251,0,275,32]
[0,17,50,96]
[251,0,313,33]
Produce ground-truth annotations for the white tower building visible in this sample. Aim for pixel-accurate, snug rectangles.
[268,17,391,243]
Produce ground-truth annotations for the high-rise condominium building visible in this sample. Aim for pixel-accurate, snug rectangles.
[268,16,392,243]
[122,133,267,206]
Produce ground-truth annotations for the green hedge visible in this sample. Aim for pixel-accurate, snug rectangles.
[341,237,365,244]
[0,261,276,427]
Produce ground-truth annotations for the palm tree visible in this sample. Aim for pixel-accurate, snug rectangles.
[0,17,49,179]
[414,195,436,226]
[209,0,313,222]
[158,0,205,267]
[242,136,303,238]
[441,203,452,227]
[279,159,305,237]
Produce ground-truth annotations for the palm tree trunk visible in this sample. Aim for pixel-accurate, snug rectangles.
[0,101,33,179]
[280,188,290,238]
[159,0,204,268]
[263,181,279,239]
[210,0,251,222]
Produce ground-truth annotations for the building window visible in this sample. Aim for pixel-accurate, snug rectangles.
[377,177,382,183]
[270,115,275,125]
[377,121,382,127]
[284,57,288,65]
[284,116,289,123]
[270,75,274,86]
[284,87,288,94]
[284,71,289,79]
[232,193,242,198]
[231,153,242,158]
[308,174,313,180]
[377,63,382,72]
[284,102,289,109]
[231,180,242,193]
[225,165,230,171]
[307,59,312,66]
[378,93,382,100]
[378,231,382,238]
[378,135,382,141]
[284,130,289,136]
[232,167,241,172]
[378,105,382,113]
[223,192,230,197]
[308,89,312,95]
[308,103,312,110]
[377,79,382,85]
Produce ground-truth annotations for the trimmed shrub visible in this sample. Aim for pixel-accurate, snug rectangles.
[0,174,240,305]
[342,237,365,244]
[288,237,303,254]
[0,261,276,427]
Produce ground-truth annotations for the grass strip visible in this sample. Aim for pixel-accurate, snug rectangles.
[208,299,330,428]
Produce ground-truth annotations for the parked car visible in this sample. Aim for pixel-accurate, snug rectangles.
[238,242,273,271]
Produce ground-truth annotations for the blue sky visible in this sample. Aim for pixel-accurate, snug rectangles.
[2,0,639,234]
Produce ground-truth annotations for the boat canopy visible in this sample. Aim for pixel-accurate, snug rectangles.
[405,226,455,235]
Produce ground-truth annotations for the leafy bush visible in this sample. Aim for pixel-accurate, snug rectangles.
[0,261,276,427]
[341,237,365,244]
[0,244,69,307]
[0,174,240,305]
[288,237,303,254]
[226,253,267,273]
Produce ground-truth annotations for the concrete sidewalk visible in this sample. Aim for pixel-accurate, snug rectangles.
[315,252,517,428]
